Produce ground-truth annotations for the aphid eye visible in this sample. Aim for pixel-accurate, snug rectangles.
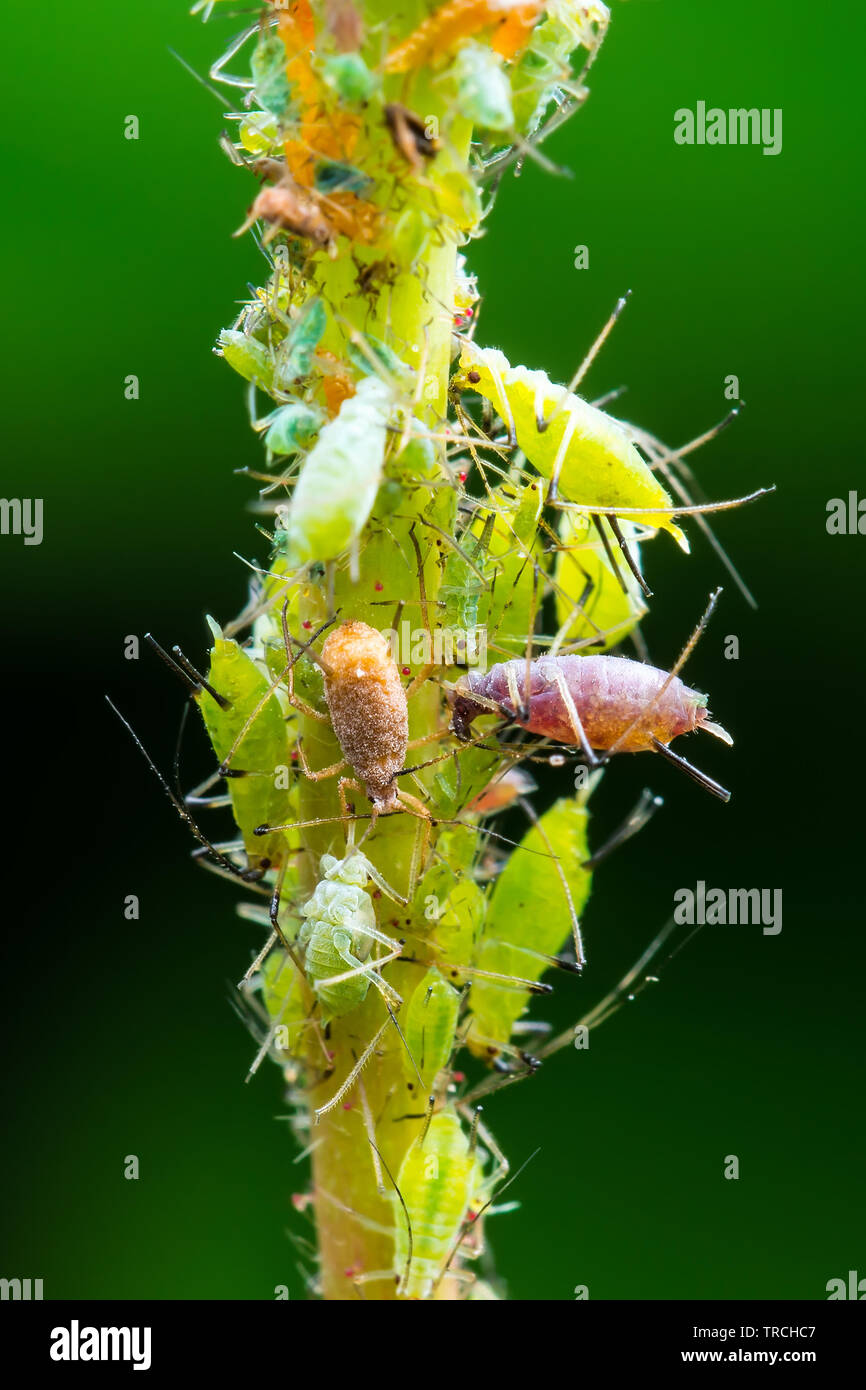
[467,370,481,383]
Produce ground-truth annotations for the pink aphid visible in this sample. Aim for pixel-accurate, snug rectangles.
[450,654,733,799]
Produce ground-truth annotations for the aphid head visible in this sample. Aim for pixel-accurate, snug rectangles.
[447,675,487,741]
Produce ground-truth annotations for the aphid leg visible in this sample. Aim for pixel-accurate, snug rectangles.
[539,291,631,434]
[544,406,579,505]
[358,1079,387,1197]
[314,1012,406,1122]
[606,513,653,600]
[144,633,231,709]
[549,665,601,774]
[582,788,664,870]
[105,698,249,881]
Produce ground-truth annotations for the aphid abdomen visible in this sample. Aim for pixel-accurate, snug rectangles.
[322,621,409,809]
[393,1111,479,1298]
[457,655,709,751]
[302,921,370,1018]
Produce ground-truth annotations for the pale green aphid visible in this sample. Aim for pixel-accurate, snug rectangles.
[263,400,325,456]
[217,329,275,392]
[298,852,403,1021]
[392,1108,483,1299]
[467,794,593,1060]
[196,621,294,876]
[402,967,462,1092]
[449,41,514,132]
[511,0,610,138]
[320,53,377,104]
[279,375,392,566]
[554,510,647,649]
[274,298,327,390]
[456,340,689,550]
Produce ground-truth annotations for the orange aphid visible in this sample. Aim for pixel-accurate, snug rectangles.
[277,0,361,187]
[384,0,540,74]
[490,1,544,59]
[321,622,409,814]
[316,350,356,416]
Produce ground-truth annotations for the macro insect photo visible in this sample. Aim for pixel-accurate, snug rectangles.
[3,0,865,1337]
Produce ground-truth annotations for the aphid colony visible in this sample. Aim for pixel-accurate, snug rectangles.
[121,0,773,1300]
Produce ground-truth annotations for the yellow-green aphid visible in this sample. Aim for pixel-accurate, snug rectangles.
[554,511,646,648]
[456,341,688,549]
[196,619,294,876]
[402,967,461,1092]
[392,1109,482,1299]
[298,852,401,1022]
[279,376,392,566]
[467,794,593,1060]
[217,329,275,393]
[413,826,486,973]
[259,948,308,1059]
[478,479,545,659]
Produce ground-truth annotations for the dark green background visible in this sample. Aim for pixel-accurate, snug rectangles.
[1,0,863,1299]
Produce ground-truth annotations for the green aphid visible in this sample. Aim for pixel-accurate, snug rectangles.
[450,42,514,132]
[196,621,294,876]
[217,329,275,392]
[402,967,461,1092]
[251,32,293,117]
[554,511,647,649]
[392,1109,482,1300]
[263,401,324,456]
[314,160,373,196]
[320,53,377,104]
[260,949,308,1058]
[466,794,593,1061]
[274,298,327,390]
[280,375,391,566]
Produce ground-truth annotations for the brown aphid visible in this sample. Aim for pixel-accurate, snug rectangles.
[236,184,337,255]
[321,621,409,813]
[326,0,364,52]
[385,103,441,174]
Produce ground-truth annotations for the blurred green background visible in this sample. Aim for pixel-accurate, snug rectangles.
[1,0,863,1299]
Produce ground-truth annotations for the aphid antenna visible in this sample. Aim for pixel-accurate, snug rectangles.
[541,290,632,437]
[517,794,585,969]
[167,46,228,106]
[105,697,252,881]
[627,417,759,610]
[553,487,775,520]
[538,917,704,1061]
[581,788,664,870]
[357,1079,387,1197]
